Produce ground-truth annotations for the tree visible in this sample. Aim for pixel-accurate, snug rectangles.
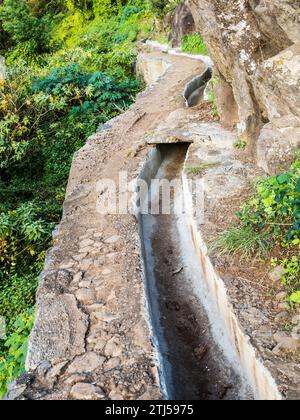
[0,0,52,60]
[27,0,67,17]
[0,0,10,52]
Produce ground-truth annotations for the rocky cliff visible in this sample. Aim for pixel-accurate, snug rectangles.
[166,0,195,47]
[187,0,300,174]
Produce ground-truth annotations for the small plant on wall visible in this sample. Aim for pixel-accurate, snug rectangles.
[233,138,247,150]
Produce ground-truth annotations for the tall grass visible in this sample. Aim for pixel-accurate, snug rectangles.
[181,33,208,55]
[210,226,271,260]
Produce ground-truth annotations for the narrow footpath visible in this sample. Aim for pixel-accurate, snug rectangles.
[8,48,207,400]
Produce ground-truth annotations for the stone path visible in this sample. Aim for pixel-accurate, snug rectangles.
[6,47,205,400]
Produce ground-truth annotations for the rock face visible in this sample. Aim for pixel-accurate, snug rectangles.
[167,1,195,47]
[70,383,105,400]
[26,271,89,372]
[188,0,300,173]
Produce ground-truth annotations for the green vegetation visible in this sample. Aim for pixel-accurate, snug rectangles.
[148,0,181,18]
[212,159,300,303]
[186,162,218,177]
[0,309,34,397]
[206,74,220,118]
[181,33,208,55]
[276,256,300,304]
[233,138,247,150]
[0,0,164,397]
[210,226,271,260]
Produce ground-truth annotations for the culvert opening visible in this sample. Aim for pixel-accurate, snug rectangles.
[138,143,253,400]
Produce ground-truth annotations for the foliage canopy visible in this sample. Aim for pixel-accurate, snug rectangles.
[0,0,151,397]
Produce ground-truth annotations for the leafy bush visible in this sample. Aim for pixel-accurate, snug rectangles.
[0,309,34,398]
[213,159,300,300]
[54,0,146,49]
[0,65,47,169]
[27,0,67,17]
[148,0,168,17]
[0,201,52,277]
[0,62,140,171]
[280,256,300,296]
[0,274,38,331]
[290,290,300,304]
[238,161,300,245]
[33,63,141,117]
[120,2,144,22]
[148,0,180,17]
[0,0,52,63]
[181,33,208,55]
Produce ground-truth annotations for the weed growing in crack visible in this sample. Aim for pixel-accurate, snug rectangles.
[186,162,218,177]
